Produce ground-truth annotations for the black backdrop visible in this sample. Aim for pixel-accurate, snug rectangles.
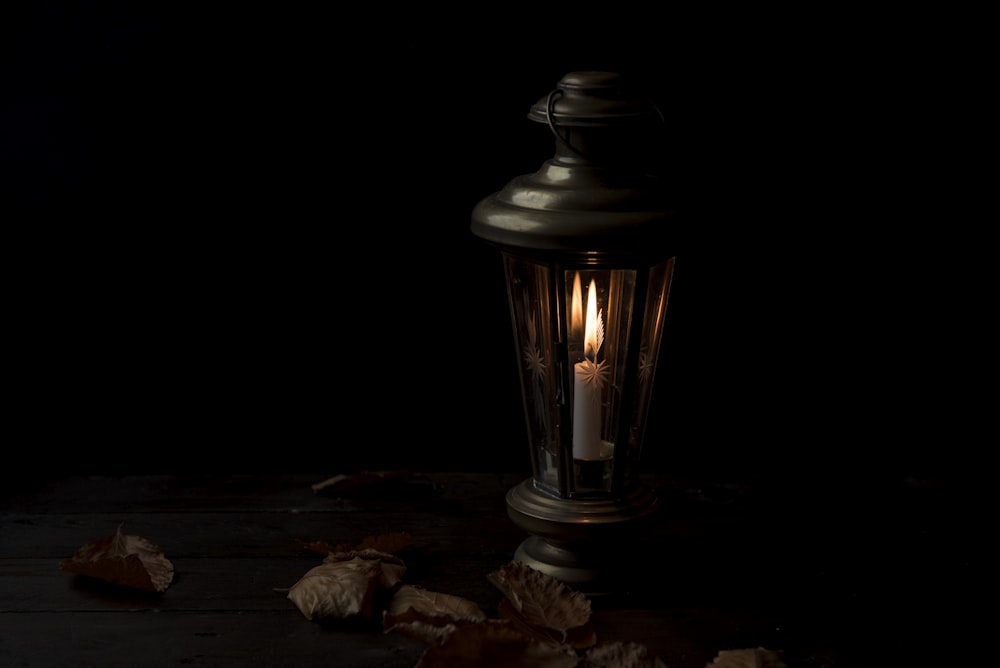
[3,5,983,483]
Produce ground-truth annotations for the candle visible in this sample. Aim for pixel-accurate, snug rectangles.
[573,276,607,460]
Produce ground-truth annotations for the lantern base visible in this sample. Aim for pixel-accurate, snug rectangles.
[513,536,627,595]
[506,478,660,596]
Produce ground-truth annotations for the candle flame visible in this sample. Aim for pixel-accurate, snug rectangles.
[584,278,599,361]
[571,272,583,336]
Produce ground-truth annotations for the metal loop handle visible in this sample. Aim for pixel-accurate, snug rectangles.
[545,89,586,158]
[544,88,666,159]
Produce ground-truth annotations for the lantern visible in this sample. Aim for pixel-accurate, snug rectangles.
[471,71,680,594]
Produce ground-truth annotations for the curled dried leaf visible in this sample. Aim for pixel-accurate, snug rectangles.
[311,470,430,496]
[384,584,487,642]
[287,557,381,621]
[387,620,463,647]
[324,548,407,590]
[338,531,413,555]
[415,619,578,668]
[499,598,597,650]
[301,532,413,558]
[706,648,788,668]
[488,561,595,648]
[583,641,669,668]
[386,584,486,624]
[60,527,174,593]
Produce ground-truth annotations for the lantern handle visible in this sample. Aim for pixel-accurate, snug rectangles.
[544,88,666,160]
[545,89,585,158]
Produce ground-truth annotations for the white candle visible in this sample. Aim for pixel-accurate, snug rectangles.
[573,277,605,460]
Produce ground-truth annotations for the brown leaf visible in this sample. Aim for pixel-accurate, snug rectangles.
[415,619,579,668]
[301,531,414,556]
[300,539,338,556]
[385,584,486,625]
[338,531,413,555]
[286,557,381,621]
[311,470,430,496]
[386,619,463,647]
[705,647,788,668]
[488,561,595,649]
[499,598,597,650]
[583,641,669,667]
[383,584,487,642]
[60,527,174,593]
[323,548,408,590]
[705,648,788,668]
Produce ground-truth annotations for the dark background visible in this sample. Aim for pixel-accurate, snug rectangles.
[2,4,985,484]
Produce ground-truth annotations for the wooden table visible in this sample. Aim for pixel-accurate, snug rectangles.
[0,471,973,667]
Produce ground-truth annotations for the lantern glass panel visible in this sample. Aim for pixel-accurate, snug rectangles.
[504,253,675,499]
[503,255,560,495]
[623,257,675,484]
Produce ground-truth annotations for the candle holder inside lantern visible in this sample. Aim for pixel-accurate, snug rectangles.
[471,71,680,593]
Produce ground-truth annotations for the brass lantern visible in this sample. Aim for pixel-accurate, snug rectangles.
[471,71,681,593]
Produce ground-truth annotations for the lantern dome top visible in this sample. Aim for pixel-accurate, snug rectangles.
[471,71,679,263]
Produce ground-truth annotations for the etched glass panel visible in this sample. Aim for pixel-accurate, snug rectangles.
[503,256,560,495]
[624,257,675,485]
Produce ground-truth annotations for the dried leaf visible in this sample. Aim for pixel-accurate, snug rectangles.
[387,619,464,647]
[338,531,413,555]
[60,527,174,593]
[415,619,578,668]
[583,641,669,667]
[706,648,788,668]
[488,561,595,648]
[303,531,413,556]
[311,470,430,496]
[323,548,407,590]
[287,557,381,621]
[384,584,487,642]
[300,539,337,556]
[386,584,486,625]
[498,598,597,650]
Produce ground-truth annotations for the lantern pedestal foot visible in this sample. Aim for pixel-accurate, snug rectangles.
[513,536,624,596]
[506,478,660,596]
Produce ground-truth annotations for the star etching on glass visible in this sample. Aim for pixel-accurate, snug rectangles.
[521,305,550,433]
[576,357,609,391]
[639,349,654,385]
[522,309,546,383]
[578,305,608,391]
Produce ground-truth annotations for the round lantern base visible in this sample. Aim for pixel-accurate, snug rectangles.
[506,478,660,596]
[513,536,627,596]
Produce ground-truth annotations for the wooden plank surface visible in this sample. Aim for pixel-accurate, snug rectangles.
[0,610,429,668]
[0,471,975,667]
